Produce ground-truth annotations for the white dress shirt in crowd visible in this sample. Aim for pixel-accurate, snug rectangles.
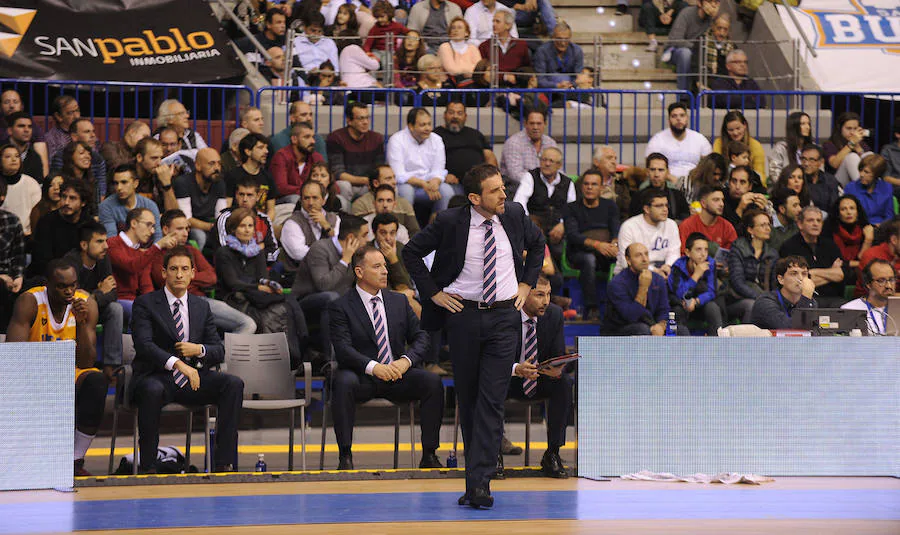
[386,128,448,185]
[465,1,518,46]
[513,170,576,216]
[294,35,341,73]
[444,207,517,302]
[280,208,342,262]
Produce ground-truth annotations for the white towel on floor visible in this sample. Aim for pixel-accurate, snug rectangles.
[621,470,774,485]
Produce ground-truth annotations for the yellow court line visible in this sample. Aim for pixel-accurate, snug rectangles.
[88,441,577,457]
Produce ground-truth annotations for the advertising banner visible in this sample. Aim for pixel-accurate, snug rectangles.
[779,0,900,92]
[0,0,245,83]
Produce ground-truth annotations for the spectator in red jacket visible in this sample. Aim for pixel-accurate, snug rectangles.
[678,185,737,255]
[270,122,325,203]
[107,207,176,323]
[478,10,530,87]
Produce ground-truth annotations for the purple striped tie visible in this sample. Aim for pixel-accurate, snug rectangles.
[173,300,186,342]
[522,319,538,397]
[372,296,392,365]
[482,219,497,304]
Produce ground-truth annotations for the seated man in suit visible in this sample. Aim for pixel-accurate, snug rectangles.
[506,275,573,479]
[329,245,444,470]
[7,259,104,477]
[130,246,244,473]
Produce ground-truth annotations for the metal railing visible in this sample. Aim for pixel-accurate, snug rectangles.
[696,90,900,151]
[0,79,253,150]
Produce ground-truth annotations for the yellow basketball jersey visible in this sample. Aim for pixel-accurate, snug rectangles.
[26,286,88,343]
[26,287,98,382]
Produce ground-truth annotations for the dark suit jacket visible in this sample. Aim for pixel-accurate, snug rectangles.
[516,304,566,365]
[131,289,225,378]
[329,288,430,376]
[402,202,546,331]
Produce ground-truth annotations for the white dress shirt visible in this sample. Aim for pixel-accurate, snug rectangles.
[512,171,577,216]
[293,35,341,73]
[444,207,518,302]
[386,128,448,185]
[356,285,411,376]
[163,286,206,371]
[511,309,536,376]
[465,1,518,47]
[281,208,342,262]
[841,298,887,335]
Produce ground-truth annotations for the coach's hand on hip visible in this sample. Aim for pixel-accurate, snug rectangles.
[432,291,463,313]
[514,282,531,310]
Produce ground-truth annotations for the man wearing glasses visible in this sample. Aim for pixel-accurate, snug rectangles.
[108,207,178,324]
[799,144,840,218]
[708,49,767,109]
[856,217,900,296]
[155,99,208,151]
[750,255,817,330]
[842,259,896,335]
[512,147,575,262]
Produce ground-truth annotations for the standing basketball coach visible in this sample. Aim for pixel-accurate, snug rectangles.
[402,163,545,508]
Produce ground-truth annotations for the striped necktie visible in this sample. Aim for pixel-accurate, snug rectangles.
[173,300,186,342]
[482,219,497,304]
[372,296,392,365]
[522,318,537,397]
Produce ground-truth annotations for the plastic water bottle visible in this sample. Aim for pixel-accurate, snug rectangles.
[255,454,267,472]
[665,312,677,336]
[446,450,458,468]
[205,417,217,472]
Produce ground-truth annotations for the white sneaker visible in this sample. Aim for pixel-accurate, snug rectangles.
[646,39,658,52]
[660,47,672,63]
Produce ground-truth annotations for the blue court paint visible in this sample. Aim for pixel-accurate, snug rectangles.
[0,489,898,533]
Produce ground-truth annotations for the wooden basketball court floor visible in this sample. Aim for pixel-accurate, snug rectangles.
[2,476,898,534]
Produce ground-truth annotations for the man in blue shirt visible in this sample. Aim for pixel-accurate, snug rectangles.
[98,164,162,242]
[533,22,584,90]
[603,242,679,335]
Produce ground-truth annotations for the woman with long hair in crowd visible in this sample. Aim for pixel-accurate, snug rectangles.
[726,208,779,323]
[0,144,41,235]
[712,110,767,186]
[769,111,813,182]
[308,161,347,213]
[326,3,359,36]
[823,111,871,186]
[393,30,426,89]
[774,164,811,207]
[682,152,727,203]
[29,172,65,235]
[60,140,102,204]
[828,194,873,274]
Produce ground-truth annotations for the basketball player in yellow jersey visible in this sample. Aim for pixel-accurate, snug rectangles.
[7,258,106,477]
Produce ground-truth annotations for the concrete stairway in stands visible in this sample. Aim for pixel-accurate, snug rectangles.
[552,0,679,91]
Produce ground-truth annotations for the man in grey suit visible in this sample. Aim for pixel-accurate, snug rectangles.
[292,214,370,358]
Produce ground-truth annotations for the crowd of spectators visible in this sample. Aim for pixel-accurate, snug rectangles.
[2,76,899,476]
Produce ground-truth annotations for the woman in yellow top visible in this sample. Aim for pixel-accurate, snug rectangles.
[712,110,767,187]
[6,259,105,477]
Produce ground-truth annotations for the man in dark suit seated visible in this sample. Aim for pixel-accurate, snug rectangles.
[329,245,444,470]
[507,275,573,479]
[130,246,244,473]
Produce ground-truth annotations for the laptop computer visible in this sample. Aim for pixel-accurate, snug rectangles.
[790,308,869,336]
[884,297,900,336]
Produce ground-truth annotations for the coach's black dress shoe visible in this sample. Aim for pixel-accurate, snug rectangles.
[419,453,443,469]
[458,486,493,508]
[540,450,569,479]
[337,454,354,470]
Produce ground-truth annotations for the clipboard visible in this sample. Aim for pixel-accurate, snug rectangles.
[536,353,581,370]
